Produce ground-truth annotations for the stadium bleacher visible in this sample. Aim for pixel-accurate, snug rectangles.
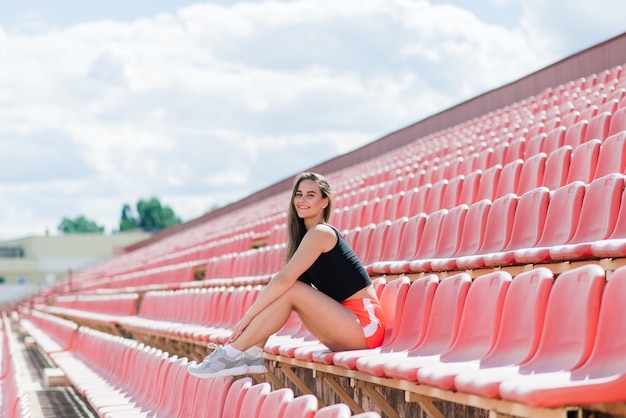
[5,34,626,417]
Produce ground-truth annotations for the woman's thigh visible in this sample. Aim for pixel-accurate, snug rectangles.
[288,281,367,351]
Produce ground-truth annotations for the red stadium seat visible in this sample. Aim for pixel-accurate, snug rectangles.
[381,272,510,382]
[454,264,605,399]
[608,107,626,136]
[283,394,318,418]
[476,164,502,201]
[542,145,572,190]
[484,187,550,267]
[549,174,624,260]
[593,131,626,179]
[514,182,585,264]
[584,111,612,143]
[417,268,553,391]
[517,153,546,195]
[240,382,271,418]
[356,273,470,378]
[565,139,601,184]
[499,266,626,407]
[564,119,589,148]
[456,193,518,269]
[495,159,523,197]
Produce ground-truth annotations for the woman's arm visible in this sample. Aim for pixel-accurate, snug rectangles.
[228,225,336,342]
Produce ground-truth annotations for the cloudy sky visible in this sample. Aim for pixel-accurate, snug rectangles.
[0,0,625,240]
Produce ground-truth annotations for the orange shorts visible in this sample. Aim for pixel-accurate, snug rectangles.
[341,298,385,349]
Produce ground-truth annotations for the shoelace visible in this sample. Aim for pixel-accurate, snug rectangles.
[200,343,222,364]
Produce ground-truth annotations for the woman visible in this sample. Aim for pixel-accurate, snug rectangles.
[188,172,385,378]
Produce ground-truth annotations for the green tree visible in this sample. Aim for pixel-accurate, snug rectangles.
[119,197,181,232]
[58,216,105,234]
[119,204,138,232]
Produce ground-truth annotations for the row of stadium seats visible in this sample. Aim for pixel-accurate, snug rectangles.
[19,317,379,418]
[0,313,30,418]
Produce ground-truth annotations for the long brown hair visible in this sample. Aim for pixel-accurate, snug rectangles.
[285,172,333,262]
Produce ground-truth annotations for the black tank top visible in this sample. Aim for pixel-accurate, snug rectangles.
[297,225,372,302]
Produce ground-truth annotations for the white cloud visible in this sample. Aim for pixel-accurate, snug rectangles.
[0,0,624,239]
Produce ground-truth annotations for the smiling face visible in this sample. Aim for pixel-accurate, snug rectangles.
[293,179,329,224]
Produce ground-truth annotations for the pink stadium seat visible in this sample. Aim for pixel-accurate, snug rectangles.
[327,276,437,370]
[579,104,599,121]
[542,145,572,190]
[549,173,624,260]
[476,164,502,201]
[257,388,294,418]
[563,119,589,148]
[190,376,233,418]
[387,209,447,274]
[475,147,494,171]
[430,199,491,271]
[491,142,509,166]
[499,266,626,407]
[484,187,550,267]
[454,264,605,399]
[608,106,626,136]
[356,273,470,378]
[495,159,522,197]
[222,377,254,418]
[400,186,430,218]
[458,169,481,205]
[361,220,391,267]
[283,394,318,418]
[441,174,464,209]
[560,110,580,128]
[382,272,510,382]
[313,404,352,418]
[517,153,546,195]
[239,382,271,418]
[593,131,626,179]
[368,213,425,275]
[424,179,447,214]
[584,111,612,143]
[542,126,566,155]
[352,223,376,263]
[514,182,585,264]
[505,137,525,164]
[524,133,546,158]
[565,139,601,184]
[407,204,468,272]
[592,181,626,258]
[599,98,620,115]
[456,193,518,269]
[418,268,553,391]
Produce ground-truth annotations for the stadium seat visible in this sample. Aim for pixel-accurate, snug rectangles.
[514,182,586,264]
[608,107,626,136]
[313,404,352,418]
[566,139,601,184]
[517,153,546,195]
[441,174,464,209]
[549,173,624,260]
[495,159,523,197]
[424,179,448,213]
[542,126,566,155]
[593,131,626,179]
[407,204,468,272]
[222,377,254,418]
[484,187,550,266]
[258,388,294,418]
[356,273,470,378]
[475,164,502,202]
[283,394,319,418]
[498,266,626,407]
[454,264,605,399]
[326,276,437,370]
[417,268,553,390]
[563,119,589,148]
[524,133,546,158]
[505,137,525,164]
[591,180,626,258]
[456,193,518,269]
[458,169,481,205]
[388,209,447,274]
[541,145,572,190]
[381,271,510,381]
[239,382,271,418]
[430,199,491,271]
[584,111,612,143]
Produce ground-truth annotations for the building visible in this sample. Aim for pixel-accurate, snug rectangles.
[0,232,151,305]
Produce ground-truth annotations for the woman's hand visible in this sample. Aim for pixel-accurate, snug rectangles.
[227,315,252,343]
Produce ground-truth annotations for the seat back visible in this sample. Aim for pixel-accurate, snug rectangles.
[452,199,491,257]
[477,193,518,254]
[258,388,294,418]
[239,382,271,418]
[519,264,605,373]
[377,276,411,347]
[542,145,572,190]
[517,153,547,195]
[480,268,553,367]
[440,271,511,362]
[502,187,550,251]
[222,377,254,418]
[432,204,469,258]
[384,275,438,353]
[594,131,626,179]
[313,403,352,418]
[566,139,601,184]
[409,273,471,355]
[283,394,318,418]
[535,182,586,247]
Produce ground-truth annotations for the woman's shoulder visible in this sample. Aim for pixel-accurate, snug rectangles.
[306,223,339,251]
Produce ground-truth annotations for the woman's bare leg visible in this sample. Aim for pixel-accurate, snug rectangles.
[230,281,367,352]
